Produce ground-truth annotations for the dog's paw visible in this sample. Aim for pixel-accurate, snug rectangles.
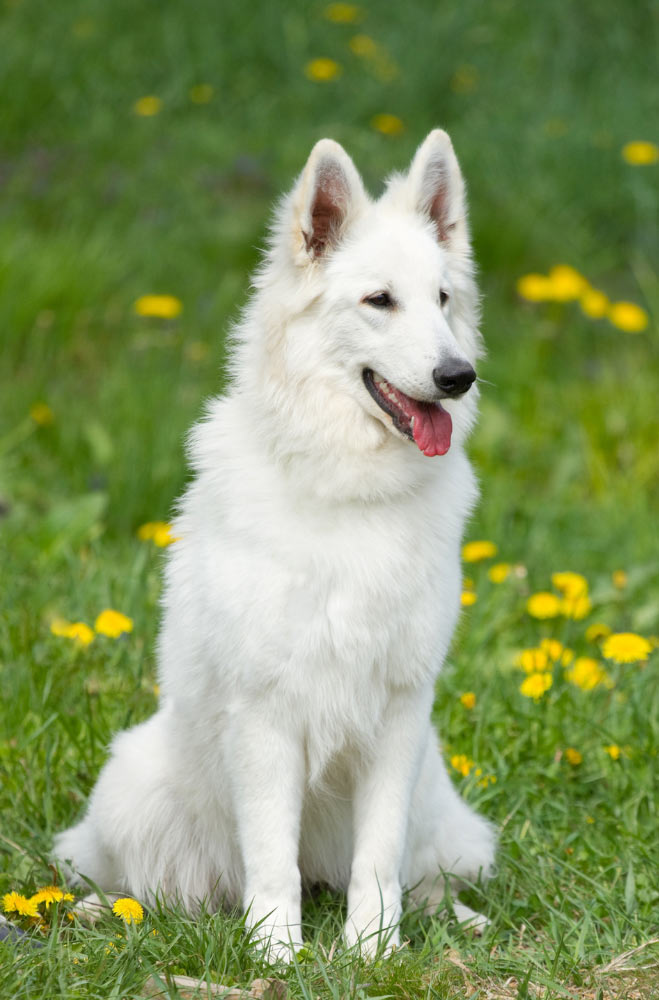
[344,919,400,959]
[247,909,303,965]
[452,901,489,935]
[250,929,304,965]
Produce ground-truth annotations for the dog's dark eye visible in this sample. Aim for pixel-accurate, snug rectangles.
[440,290,449,307]
[364,291,394,309]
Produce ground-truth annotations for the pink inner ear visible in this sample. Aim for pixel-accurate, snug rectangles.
[303,164,348,256]
[429,180,451,243]
[304,188,340,254]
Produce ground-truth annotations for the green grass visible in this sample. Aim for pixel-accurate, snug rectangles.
[1,0,658,997]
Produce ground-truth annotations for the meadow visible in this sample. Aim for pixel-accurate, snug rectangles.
[0,0,657,997]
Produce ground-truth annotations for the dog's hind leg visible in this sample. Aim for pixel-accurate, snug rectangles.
[403,730,495,930]
[54,708,234,911]
[53,816,120,895]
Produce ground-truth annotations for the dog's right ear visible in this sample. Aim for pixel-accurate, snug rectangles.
[290,139,366,263]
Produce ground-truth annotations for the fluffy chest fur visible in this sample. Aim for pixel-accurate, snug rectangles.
[160,396,477,778]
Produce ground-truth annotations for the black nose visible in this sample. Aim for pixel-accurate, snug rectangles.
[433,360,477,397]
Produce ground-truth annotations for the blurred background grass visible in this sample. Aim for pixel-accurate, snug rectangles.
[1,0,657,559]
[0,1,658,994]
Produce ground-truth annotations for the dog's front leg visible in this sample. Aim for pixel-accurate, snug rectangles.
[345,684,431,957]
[228,708,304,962]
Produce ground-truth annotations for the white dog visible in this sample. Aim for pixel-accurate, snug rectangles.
[54,129,495,959]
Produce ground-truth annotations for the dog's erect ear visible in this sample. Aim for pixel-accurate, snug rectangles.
[292,139,366,260]
[405,129,466,245]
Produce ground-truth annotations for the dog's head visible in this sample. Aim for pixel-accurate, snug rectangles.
[249,131,482,472]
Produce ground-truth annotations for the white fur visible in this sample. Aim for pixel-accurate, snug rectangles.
[54,130,496,959]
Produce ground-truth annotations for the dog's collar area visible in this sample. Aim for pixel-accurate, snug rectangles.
[362,368,453,457]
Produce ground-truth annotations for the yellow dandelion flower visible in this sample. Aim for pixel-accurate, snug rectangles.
[565,657,612,691]
[349,34,378,58]
[622,141,659,165]
[607,301,649,333]
[30,402,54,426]
[603,744,621,760]
[477,774,497,788]
[463,576,475,591]
[539,638,562,660]
[565,747,582,766]
[133,96,162,117]
[460,692,476,710]
[450,64,479,95]
[612,570,628,589]
[30,886,65,908]
[112,897,144,924]
[134,295,183,319]
[538,639,574,665]
[137,521,178,546]
[94,609,134,638]
[585,622,611,643]
[65,622,95,645]
[461,591,477,606]
[515,648,549,673]
[50,619,95,646]
[3,892,39,918]
[551,571,588,598]
[561,594,592,621]
[462,540,497,562]
[189,83,214,104]
[324,2,363,23]
[488,562,511,583]
[304,58,342,82]
[547,265,588,302]
[153,523,179,547]
[371,113,404,137]
[526,592,562,619]
[580,288,609,319]
[519,672,553,700]
[602,632,651,664]
[516,273,555,302]
[137,521,163,540]
[450,754,474,777]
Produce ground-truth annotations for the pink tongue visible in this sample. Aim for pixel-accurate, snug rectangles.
[410,400,453,457]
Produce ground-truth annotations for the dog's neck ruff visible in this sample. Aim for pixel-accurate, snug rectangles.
[363,370,453,458]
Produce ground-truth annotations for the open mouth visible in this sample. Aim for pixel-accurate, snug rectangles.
[362,369,453,457]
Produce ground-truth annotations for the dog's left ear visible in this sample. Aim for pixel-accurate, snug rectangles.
[291,139,366,262]
[405,129,466,245]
